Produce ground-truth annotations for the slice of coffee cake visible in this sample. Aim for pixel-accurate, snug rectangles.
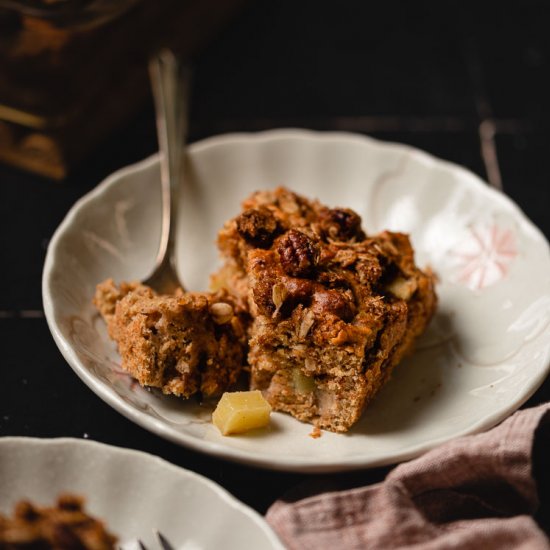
[214,187,436,432]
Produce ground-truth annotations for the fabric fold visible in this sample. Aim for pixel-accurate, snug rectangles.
[267,404,550,549]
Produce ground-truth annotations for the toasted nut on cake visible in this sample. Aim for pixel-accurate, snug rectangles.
[236,207,279,248]
[272,283,288,309]
[210,302,234,324]
[277,229,318,277]
[386,276,417,301]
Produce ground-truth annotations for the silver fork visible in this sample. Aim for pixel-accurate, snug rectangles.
[142,49,190,294]
[120,529,175,550]
[152,530,174,550]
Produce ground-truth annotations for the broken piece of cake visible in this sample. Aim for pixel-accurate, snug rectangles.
[94,280,247,399]
[215,187,437,433]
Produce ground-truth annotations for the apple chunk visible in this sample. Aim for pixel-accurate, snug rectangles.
[212,390,272,435]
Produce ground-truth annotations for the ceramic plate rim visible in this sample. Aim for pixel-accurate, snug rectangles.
[42,128,550,473]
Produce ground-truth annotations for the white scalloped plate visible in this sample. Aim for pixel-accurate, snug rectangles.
[0,438,283,549]
[43,129,550,472]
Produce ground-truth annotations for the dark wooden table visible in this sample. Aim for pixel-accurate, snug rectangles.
[1,0,549,537]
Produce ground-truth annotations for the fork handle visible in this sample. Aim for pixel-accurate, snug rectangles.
[148,50,190,281]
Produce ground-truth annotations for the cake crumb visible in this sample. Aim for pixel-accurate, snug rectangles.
[309,426,323,439]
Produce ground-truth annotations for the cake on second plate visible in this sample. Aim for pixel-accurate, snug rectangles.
[214,187,437,432]
[0,494,117,550]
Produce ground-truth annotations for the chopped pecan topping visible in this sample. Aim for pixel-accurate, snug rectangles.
[236,207,279,248]
[321,208,365,241]
[277,229,318,277]
[284,278,314,303]
[311,288,355,321]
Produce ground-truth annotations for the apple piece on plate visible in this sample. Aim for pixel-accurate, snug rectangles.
[213,390,272,435]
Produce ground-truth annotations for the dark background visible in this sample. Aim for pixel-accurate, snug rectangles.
[1,0,549,536]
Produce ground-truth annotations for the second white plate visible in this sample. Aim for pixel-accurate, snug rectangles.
[43,129,550,472]
[0,438,283,549]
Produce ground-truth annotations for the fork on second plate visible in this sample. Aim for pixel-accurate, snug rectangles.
[119,529,175,550]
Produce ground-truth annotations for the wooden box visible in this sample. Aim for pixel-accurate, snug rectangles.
[0,0,245,179]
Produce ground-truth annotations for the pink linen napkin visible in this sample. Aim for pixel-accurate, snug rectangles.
[267,403,550,549]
